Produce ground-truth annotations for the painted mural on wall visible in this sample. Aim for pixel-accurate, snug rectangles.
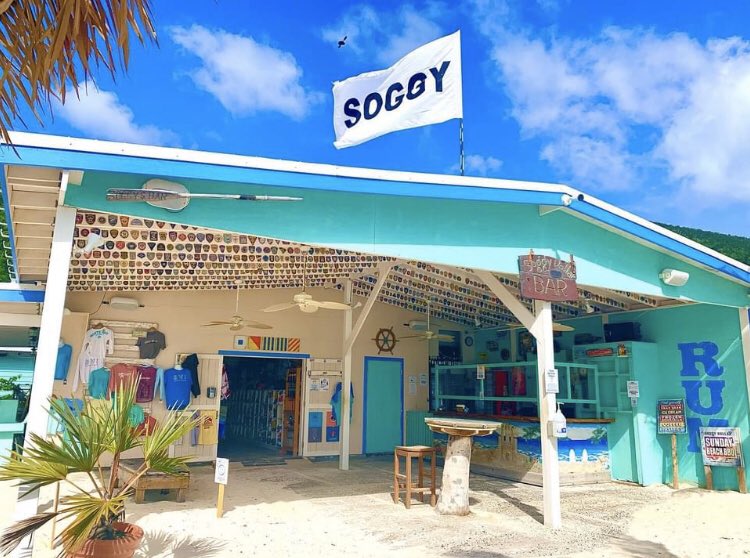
[678,341,731,453]
[434,421,610,476]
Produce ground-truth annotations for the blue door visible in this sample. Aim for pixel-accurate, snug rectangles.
[363,357,403,453]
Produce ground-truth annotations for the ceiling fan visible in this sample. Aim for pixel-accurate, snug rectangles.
[401,300,454,342]
[261,256,351,314]
[202,286,273,330]
[106,179,303,212]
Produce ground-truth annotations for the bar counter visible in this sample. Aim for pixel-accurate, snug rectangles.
[428,412,614,486]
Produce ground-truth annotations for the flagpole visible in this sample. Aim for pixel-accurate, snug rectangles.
[459,118,465,176]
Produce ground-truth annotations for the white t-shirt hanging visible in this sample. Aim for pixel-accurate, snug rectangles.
[72,327,114,392]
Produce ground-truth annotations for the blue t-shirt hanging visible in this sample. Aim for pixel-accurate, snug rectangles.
[54,343,73,381]
[163,367,192,410]
[88,367,110,399]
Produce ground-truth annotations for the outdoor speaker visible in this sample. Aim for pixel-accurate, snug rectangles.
[604,322,641,342]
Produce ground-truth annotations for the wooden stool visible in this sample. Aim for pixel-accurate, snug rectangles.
[393,445,437,508]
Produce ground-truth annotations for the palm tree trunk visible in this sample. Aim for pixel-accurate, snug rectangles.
[436,435,472,515]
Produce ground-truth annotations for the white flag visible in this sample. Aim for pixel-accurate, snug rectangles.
[332,31,463,149]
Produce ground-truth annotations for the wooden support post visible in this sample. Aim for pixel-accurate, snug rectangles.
[738,466,747,494]
[671,433,679,489]
[533,300,562,529]
[340,264,394,471]
[49,482,61,547]
[216,484,225,518]
[704,465,713,490]
[340,281,353,472]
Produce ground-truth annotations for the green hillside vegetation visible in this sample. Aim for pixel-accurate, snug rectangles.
[658,223,750,266]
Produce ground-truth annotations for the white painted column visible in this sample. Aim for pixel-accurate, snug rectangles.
[340,279,353,471]
[534,299,562,529]
[739,308,750,418]
[13,205,76,558]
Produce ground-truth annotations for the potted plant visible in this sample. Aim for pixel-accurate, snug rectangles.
[0,381,199,557]
[0,375,21,423]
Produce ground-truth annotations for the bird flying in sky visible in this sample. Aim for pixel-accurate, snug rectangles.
[338,35,347,48]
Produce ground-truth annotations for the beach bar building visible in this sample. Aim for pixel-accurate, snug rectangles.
[0,132,748,537]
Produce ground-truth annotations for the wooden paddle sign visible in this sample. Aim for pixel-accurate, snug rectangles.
[518,252,577,302]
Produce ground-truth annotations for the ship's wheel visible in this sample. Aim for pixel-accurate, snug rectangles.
[373,327,397,354]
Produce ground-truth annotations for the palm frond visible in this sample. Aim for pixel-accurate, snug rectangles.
[0,0,156,143]
[143,451,191,477]
[107,379,143,457]
[0,450,67,491]
[0,511,57,555]
[141,409,198,465]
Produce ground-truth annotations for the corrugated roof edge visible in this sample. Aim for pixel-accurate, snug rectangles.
[4,131,750,286]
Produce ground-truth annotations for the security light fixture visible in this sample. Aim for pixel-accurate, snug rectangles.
[77,233,105,257]
[659,268,690,287]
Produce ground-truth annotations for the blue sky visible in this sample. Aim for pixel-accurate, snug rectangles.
[15,0,750,235]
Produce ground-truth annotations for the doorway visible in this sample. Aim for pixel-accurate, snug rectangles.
[218,356,303,463]
[363,356,404,454]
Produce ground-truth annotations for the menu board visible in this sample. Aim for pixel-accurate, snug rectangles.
[657,399,687,435]
[700,427,744,467]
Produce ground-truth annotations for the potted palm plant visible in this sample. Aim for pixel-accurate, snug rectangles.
[0,381,199,557]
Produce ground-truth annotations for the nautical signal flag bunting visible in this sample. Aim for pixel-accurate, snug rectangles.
[332,31,463,149]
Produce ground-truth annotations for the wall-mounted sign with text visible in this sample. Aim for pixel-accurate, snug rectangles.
[518,254,577,302]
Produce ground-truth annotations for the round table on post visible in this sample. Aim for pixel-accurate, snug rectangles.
[425,417,499,516]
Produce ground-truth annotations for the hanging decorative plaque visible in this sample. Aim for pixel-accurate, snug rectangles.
[518,252,578,302]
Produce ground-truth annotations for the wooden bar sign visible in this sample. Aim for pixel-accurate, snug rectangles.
[518,253,577,302]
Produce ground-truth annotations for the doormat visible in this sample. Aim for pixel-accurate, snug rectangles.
[240,457,287,467]
[306,456,338,462]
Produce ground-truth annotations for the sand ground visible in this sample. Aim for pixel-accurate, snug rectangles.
[1,455,749,557]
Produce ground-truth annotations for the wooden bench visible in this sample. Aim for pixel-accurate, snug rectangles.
[118,459,190,504]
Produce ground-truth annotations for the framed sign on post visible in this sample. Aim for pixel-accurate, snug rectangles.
[215,457,229,517]
[657,399,687,489]
[699,427,746,493]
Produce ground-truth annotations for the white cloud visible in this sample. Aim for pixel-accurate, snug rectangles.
[54,81,177,145]
[322,4,445,66]
[473,3,750,203]
[169,25,322,120]
[464,154,503,176]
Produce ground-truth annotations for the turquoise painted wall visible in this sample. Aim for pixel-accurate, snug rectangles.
[63,170,750,308]
[611,305,750,490]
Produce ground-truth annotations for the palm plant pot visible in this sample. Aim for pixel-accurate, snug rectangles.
[0,400,19,423]
[68,522,144,558]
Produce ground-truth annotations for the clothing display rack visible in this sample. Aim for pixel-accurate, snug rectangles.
[280,366,301,455]
[226,389,283,446]
[88,319,159,366]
